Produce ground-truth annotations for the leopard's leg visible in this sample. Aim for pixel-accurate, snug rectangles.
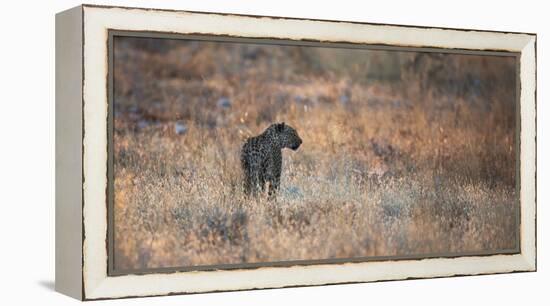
[266,154,282,200]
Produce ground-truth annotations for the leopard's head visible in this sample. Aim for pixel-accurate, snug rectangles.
[267,122,302,150]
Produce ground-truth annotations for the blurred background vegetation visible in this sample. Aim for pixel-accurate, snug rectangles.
[112,36,517,271]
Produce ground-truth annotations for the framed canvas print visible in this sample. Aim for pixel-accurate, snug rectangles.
[55,4,537,300]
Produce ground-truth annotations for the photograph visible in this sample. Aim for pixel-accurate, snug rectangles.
[111,35,519,272]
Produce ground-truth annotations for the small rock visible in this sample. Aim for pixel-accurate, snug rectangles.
[294,95,305,104]
[283,186,303,200]
[217,97,231,109]
[339,94,350,105]
[392,100,404,108]
[174,121,188,135]
[137,120,149,130]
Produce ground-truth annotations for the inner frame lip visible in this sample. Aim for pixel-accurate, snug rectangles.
[106,29,522,277]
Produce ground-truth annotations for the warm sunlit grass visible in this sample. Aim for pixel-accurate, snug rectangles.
[112,37,518,270]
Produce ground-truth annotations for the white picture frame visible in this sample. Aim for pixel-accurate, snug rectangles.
[55,4,536,300]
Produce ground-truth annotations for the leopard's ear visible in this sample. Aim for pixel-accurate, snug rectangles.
[276,122,285,132]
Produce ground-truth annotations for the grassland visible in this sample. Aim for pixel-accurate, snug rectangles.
[112,37,518,270]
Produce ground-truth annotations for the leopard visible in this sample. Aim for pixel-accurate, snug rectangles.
[241,122,302,198]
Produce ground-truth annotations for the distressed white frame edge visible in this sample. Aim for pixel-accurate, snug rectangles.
[80,5,536,300]
[55,5,84,300]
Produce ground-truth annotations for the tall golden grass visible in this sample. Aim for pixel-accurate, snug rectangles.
[112,37,517,270]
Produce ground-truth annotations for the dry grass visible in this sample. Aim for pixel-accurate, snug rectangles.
[112,37,518,270]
